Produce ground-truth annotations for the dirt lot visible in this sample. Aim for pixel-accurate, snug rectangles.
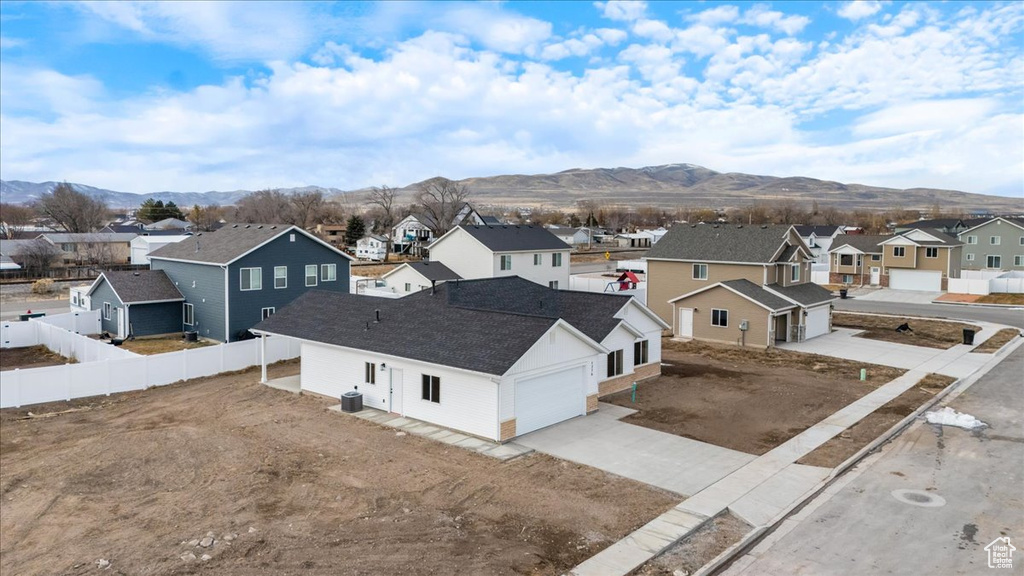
[118,335,217,355]
[0,345,71,370]
[637,513,750,575]
[604,341,906,456]
[797,373,955,468]
[0,364,676,576]
[974,328,1021,353]
[977,293,1024,305]
[833,312,980,350]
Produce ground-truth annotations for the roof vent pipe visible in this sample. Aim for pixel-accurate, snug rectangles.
[431,280,436,295]
[375,309,380,323]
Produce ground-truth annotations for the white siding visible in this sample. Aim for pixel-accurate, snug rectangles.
[617,300,665,366]
[601,324,637,380]
[301,342,390,409]
[382,266,432,296]
[493,250,571,288]
[428,227,494,280]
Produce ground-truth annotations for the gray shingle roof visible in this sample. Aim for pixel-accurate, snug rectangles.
[793,225,842,237]
[149,224,311,264]
[96,270,184,303]
[456,225,569,252]
[903,229,961,246]
[40,232,138,243]
[407,261,462,282]
[647,224,796,263]
[0,239,53,256]
[765,282,835,307]
[719,279,795,311]
[829,235,888,253]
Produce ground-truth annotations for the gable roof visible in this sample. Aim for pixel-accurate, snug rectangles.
[145,217,191,230]
[40,232,138,243]
[88,270,184,304]
[447,225,570,252]
[880,229,962,247]
[480,216,502,225]
[148,223,353,265]
[793,225,843,237]
[958,216,1024,236]
[764,282,835,307]
[669,278,795,312]
[829,235,889,254]
[405,261,462,282]
[647,224,801,264]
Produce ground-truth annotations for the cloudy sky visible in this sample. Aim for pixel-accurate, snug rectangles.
[1,1,1021,197]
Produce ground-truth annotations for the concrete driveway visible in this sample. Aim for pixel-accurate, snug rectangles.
[850,288,943,304]
[515,403,755,497]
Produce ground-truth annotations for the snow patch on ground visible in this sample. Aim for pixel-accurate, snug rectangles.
[924,407,987,430]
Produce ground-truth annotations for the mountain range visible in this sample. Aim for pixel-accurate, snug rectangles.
[2,164,1017,213]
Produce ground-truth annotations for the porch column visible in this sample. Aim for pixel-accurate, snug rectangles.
[260,333,268,384]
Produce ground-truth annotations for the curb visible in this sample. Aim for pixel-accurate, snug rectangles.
[929,300,1024,309]
[693,334,1024,576]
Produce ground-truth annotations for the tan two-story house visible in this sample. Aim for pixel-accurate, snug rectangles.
[827,235,889,286]
[878,229,962,291]
[646,224,835,348]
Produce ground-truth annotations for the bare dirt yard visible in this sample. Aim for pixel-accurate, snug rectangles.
[604,340,907,456]
[977,293,1024,305]
[833,312,979,350]
[636,512,751,576]
[118,335,217,355]
[797,373,955,468]
[0,345,71,370]
[0,363,676,576]
[973,328,1021,354]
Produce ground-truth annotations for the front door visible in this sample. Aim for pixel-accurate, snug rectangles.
[116,307,127,339]
[677,308,694,338]
[389,368,404,414]
[775,314,788,342]
[870,267,881,285]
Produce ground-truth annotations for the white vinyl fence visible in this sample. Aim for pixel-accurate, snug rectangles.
[948,270,1024,295]
[569,275,646,304]
[1,310,136,362]
[1,335,300,409]
[811,263,830,285]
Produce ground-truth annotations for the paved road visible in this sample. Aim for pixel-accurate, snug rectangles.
[724,344,1024,575]
[0,299,71,321]
[836,299,1024,329]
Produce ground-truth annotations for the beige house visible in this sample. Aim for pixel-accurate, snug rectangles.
[878,229,962,291]
[827,235,888,286]
[647,224,835,348]
[38,233,137,266]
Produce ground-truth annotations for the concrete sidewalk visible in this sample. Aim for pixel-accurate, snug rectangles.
[848,289,943,304]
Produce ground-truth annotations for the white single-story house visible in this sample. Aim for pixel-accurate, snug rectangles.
[130,235,191,265]
[381,261,462,296]
[253,276,667,441]
[355,234,387,261]
[548,227,593,248]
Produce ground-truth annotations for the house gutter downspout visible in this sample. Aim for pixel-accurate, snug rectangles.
[223,265,230,342]
[260,332,267,384]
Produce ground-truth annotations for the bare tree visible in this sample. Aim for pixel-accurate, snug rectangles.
[234,189,293,224]
[366,185,397,261]
[0,203,34,238]
[288,191,327,229]
[771,200,807,225]
[15,239,60,275]
[188,204,225,231]
[37,182,107,232]
[80,234,117,267]
[416,177,471,237]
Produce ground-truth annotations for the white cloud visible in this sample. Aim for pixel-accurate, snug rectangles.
[0,36,26,49]
[741,4,810,36]
[837,1,886,22]
[445,8,552,55]
[632,19,674,42]
[687,5,740,27]
[673,25,735,58]
[595,1,647,22]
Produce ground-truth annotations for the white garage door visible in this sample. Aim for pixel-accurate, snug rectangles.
[515,365,585,436]
[890,269,942,291]
[804,306,830,339]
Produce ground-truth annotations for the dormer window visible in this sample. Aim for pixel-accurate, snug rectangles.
[791,264,800,282]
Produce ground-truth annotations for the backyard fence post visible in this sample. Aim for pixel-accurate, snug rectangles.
[260,334,267,384]
[106,359,111,396]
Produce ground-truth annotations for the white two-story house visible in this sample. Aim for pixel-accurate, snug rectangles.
[427,225,571,289]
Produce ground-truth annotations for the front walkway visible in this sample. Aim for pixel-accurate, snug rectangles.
[516,403,756,497]
[848,288,943,304]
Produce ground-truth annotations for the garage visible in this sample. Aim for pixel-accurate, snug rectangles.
[804,305,831,339]
[515,365,586,435]
[889,269,942,291]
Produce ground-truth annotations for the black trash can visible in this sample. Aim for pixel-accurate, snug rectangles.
[963,328,976,346]
[839,288,848,299]
[341,391,363,413]
[185,330,198,342]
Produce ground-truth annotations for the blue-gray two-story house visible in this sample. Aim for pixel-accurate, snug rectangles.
[131,223,354,342]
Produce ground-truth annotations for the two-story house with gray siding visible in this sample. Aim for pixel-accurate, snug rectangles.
[148,224,353,342]
[957,217,1024,271]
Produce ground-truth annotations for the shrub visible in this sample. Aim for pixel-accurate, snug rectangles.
[31,278,54,294]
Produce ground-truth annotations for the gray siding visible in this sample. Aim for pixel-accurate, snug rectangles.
[228,233,350,340]
[961,220,1024,270]
[128,301,185,337]
[151,259,227,342]
[89,278,123,335]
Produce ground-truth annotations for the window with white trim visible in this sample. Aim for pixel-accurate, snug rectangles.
[966,253,975,261]
[305,265,318,286]
[500,255,512,270]
[634,340,649,366]
[871,254,881,261]
[990,236,1001,245]
[893,246,906,257]
[1015,255,1024,267]
[987,255,1001,268]
[421,374,440,403]
[274,266,287,289]
[404,282,411,292]
[183,303,194,326]
[365,362,376,384]
[925,247,938,258]
[261,307,275,320]
[607,349,624,377]
[240,267,262,291]
[533,253,542,265]
[1019,236,1024,246]
[842,274,853,284]
[966,235,977,245]
[791,264,800,282]
[552,253,563,267]
[839,254,853,266]
[549,280,559,289]
[103,302,111,320]
[692,263,708,280]
[711,308,729,327]
[321,263,337,282]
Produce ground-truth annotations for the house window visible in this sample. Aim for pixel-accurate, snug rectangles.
[987,255,1002,268]
[607,349,624,377]
[261,307,275,320]
[103,302,111,320]
[634,340,649,365]
[966,235,977,245]
[534,254,542,265]
[1019,236,1024,246]
[552,253,563,267]
[365,362,376,384]
[274,266,287,289]
[500,255,512,270]
[421,374,440,403]
[893,246,906,257]
[71,294,79,306]
[1015,255,1024,266]
[791,264,800,282]
[321,263,337,282]
[61,243,76,252]
[871,254,881,261]
[839,254,853,266]
[925,247,938,258]
[549,281,559,289]
[842,274,853,284]
[966,253,975,261]
[711,308,729,327]
[240,267,262,291]
[183,303,194,326]
[990,236,1000,245]
[404,282,411,292]
[692,263,708,280]
[305,265,318,286]
[290,233,296,242]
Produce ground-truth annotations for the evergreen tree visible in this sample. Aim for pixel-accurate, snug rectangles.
[344,215,366,246]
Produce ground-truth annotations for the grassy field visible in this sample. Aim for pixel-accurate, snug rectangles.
[119,336,217,355]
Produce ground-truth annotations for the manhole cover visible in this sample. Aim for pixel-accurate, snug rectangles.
[891,489,946,508]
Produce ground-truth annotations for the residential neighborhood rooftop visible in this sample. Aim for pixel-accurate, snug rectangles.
[148,223,346,265]
[719,279,794,311]
[793,225,843,236]
[455,224,569,252]
[39,232,139,243]
[766,282,835,307]
[93,270,184,303]
[647,224,798,263]
[830,235,889,253]
[405,261,462,282]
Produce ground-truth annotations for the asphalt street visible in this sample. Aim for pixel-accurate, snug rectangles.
[724,343,1024,575]
[0,299,71,321]
[835,299,1024,329]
